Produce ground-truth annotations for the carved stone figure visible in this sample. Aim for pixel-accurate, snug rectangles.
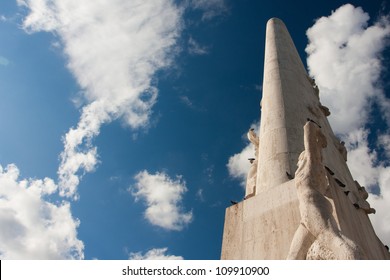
[287,121,365,259]
[306,75,320,98]
[313,85,320,98]
[247,128,259,157]
[245,129,259,199]
[338,141,347,161]
[319,104,330,117]
[306,75,316,87]
[355,181,376,214]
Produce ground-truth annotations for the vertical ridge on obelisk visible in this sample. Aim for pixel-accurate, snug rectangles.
[221,18,390,260]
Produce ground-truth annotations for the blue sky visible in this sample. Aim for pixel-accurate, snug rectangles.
[0,0,389,260]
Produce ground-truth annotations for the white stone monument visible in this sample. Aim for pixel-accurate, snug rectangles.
[221,18,390,260]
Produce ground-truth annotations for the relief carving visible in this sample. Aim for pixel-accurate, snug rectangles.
[338,141,348,162]
[319,104,330,116]
[306,76,320,99]
[354,181,376,214]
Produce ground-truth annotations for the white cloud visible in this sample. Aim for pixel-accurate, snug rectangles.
[346,132,390,246]
[306,4,390,246]
[0,163,83,259]
[306,4,390,134]
[368,167,390,246]
[344,129,381,187]
[130,170,193,231]
[190,0,228,21]
[129,247,183,260]
[226,144,254,187]
[188,36,209,55]
[17,0,183,198]
[378,133,390,159]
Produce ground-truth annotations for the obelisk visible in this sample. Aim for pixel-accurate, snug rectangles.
[221,18,390,260]
[256,18,316,193]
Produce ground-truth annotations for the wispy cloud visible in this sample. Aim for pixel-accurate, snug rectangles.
[190,0,229,21]
[188,36,209,55]
[255,84,262,92]
[179,95,195,108]
[17,0,183,198]
[130,170,193,231]
[0,56,10,66]
[306,4,390,245]
[129,247,183,260]
[0,164,83,259]
[196,188,205,202]
[204,165,215,184]
[179,94,205,112]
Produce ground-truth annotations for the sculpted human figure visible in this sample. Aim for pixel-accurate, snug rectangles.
[245,129,259,199]
[247,128,259,157]
[354,181,376,214]
[338,141,347,161]
[306,76,320,98]
[287,121,364,259]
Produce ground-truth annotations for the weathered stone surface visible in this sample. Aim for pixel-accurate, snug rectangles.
[221,180,300,259]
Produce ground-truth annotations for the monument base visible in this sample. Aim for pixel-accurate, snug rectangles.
[221,178,390,259]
